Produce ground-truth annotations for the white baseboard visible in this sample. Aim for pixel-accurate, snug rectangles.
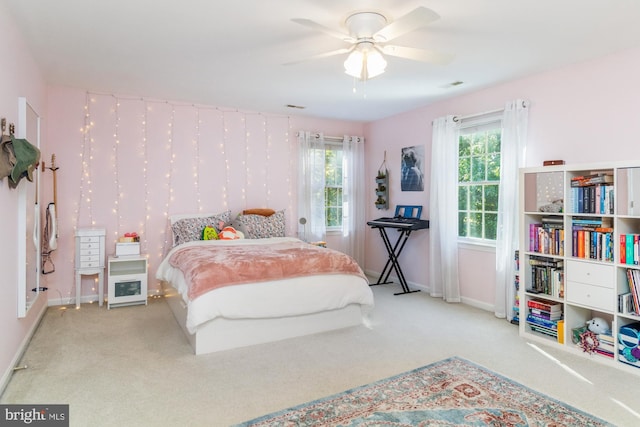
[0,300,48,396]
[47,291,161,307]
[365,268,495,313]
[461,296,494,312]
[47,294,100,307]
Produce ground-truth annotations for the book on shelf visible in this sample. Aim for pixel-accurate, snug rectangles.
[528,255,563,267]
[557,320,565,344]
[570,185,614,214]
[620,234,640,265]
[529,308,562,320]
[526,314,559,330]
[571,216,612,227]
[570,173,613,187]
[624,269,640,315]
[594,348,614,358]
[528,323,558,337]
[529,224,564,255]
[528,266,564,296]
[618,292,635,315]
[527,299,562,313]
[598,333,614,346]
[541,216,564,226]
[571,225,614,262]
[527,256,564,297]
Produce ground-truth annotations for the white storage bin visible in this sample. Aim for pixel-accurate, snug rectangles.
[115,242,140,257]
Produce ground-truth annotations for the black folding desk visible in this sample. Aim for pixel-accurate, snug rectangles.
[367,215,429,295]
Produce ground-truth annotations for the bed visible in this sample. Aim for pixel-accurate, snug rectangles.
[156,211,374,354]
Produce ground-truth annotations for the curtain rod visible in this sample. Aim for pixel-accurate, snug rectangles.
[296,132,363,143]
[454,107,503,122]
[314,134,344,142]
[453,100,529,122]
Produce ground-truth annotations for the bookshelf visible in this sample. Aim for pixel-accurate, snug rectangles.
[512,250,520,325]
[520,162,640,374]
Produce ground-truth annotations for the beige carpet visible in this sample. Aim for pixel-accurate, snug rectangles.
[2,284,639,426]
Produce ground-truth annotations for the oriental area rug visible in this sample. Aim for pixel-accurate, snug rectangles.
[235,357,612,427]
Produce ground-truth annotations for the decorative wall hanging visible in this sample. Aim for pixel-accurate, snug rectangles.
[375,151,388,210]
[400,145,424,192]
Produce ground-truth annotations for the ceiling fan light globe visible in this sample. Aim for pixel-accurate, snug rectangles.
[366,50,387,78]
[344,50,364,78]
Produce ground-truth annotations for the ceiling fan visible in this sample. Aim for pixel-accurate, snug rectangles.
[289,6,453,80]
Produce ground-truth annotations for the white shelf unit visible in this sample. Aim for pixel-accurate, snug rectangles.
[519,162,640,374]
[107,255,148,309]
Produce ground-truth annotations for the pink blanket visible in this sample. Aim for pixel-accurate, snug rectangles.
[169,240,366,300]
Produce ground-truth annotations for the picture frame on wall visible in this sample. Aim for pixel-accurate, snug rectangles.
[400,145,424,192]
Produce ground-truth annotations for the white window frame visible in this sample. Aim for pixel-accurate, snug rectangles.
[457,115,502,246]
[324,143,343,232]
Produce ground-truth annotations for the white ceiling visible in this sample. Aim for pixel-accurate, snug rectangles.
[6,0,640,122]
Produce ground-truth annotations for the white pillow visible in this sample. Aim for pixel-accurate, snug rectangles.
[169,212,220,225]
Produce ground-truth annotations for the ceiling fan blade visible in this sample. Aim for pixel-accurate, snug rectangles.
[380,45,454,65]
[291,18,355,42]
[283,47,354,65]
[374,7,440,42]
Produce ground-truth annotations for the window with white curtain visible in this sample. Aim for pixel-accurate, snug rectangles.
[457,116,502,242]
[324,144,343,230]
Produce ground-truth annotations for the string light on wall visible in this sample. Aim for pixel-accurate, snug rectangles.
[264,116,271,207]
[242,115,248,208]
[142,101,150,255]
[222,112,231,210]
[161,103,176,257]
[286,116,294,236]
[73,93,97,304]
[72,94,295,298]
[77,93,96,229]
[194,108,202,213]
[113,96,122,240]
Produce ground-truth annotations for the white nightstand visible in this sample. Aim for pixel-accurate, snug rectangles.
[107,255,148,309]
[75,228,106,308]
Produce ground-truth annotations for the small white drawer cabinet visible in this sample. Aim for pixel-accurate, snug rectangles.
[565,260,614,312]
[107,255,148,309]
[75,228,106,308]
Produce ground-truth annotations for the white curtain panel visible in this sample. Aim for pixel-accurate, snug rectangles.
[429,116,461,302]
[494,100,529,319]
[297,131,326,242]
[341,135,366,265]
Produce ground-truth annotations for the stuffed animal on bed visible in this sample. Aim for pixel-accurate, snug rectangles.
[215,218,248,240]
[216,219,245,240]
[218,226,244,240]
[202,225,219,240]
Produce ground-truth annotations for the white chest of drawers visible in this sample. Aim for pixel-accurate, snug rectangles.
[75,228,106,308]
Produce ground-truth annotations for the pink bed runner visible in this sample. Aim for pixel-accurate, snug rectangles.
[169,240,366,300]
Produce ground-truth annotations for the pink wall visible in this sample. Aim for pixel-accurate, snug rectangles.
[5,3,640,391]
[0,2,48,391]
[42,87,365,303]
[364,47,640,308]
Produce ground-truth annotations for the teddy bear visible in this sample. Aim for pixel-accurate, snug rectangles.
[586,317,611,335]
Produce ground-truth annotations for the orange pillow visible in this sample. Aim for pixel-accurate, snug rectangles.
[242,208,275,217]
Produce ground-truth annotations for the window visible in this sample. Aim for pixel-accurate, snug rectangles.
[324,145,343,229]
[458,119,502,241]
